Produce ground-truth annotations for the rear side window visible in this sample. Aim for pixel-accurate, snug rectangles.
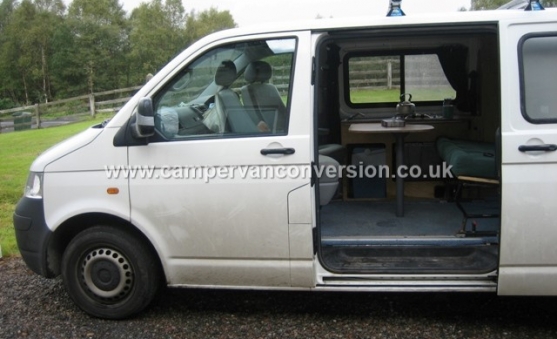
[347,54,455,105]
[520,34,557,124]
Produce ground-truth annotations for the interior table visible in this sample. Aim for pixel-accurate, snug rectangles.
[349,123,434,217]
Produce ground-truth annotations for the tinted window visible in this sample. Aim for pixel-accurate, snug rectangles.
[520,34,557,123]
[347,54,455,105]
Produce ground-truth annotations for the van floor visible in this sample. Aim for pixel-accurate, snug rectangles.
[320,200,499,238]
[319,200,500,274]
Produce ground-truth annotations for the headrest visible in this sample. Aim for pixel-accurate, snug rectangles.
[244,61,272,83]
[215,60,237,87]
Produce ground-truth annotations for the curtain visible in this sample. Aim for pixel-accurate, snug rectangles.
[437,45,474,113]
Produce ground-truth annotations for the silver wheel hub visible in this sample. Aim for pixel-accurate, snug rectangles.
[81,248,133,301]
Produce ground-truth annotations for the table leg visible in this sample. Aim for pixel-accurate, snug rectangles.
[395,133,407,217]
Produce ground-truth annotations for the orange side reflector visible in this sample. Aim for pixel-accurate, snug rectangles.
[107,187,119,195]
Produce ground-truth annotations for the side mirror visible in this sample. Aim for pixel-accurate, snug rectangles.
[132,98,155,138]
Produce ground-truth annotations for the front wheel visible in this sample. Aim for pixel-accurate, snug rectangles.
[61,226,161,319]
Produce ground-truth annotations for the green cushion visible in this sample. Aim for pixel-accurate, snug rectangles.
[436,137,497,179]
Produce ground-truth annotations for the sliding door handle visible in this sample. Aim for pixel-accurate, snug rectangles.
[260,148,296,156]
[519,144,557,152]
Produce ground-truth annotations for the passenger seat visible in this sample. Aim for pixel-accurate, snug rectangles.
[319,144,346,165]
[319,155,340,206]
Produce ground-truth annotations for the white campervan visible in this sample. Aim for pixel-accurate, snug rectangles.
[13,3,557,319]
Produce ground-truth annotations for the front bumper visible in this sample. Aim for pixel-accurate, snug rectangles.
[13,197,54,278]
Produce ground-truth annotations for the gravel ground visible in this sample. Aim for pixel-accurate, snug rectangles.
[1,257,557,339]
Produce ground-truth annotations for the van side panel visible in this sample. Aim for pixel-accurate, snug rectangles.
[43,128,130,230]
[288,183,315,287]
[498,19,557,295]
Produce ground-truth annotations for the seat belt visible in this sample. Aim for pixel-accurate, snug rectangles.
[247,86,266,124]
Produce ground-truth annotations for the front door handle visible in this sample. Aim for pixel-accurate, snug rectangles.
[260,148,296,156]
[518,144,557,152]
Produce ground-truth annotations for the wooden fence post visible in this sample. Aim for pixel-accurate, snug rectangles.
[89,94,96,116]
[35,104,41,129]
[387,62,392,90]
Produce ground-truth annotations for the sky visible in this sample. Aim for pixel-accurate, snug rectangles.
[118,0,473,27]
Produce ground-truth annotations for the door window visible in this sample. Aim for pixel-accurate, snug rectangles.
[152,38,297,141]
[519,34,557,124]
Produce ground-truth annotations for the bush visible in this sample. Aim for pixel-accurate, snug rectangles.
[0,98,15,110]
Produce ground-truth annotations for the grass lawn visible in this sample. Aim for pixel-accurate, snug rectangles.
[0,116,110,257]
[350,88,456,104]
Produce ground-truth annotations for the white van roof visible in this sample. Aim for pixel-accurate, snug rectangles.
[201,8,557,42]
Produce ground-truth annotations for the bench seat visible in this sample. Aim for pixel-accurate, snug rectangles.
[436,137,497,179]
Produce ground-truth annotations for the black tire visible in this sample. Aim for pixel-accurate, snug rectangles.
[61,225,161,319]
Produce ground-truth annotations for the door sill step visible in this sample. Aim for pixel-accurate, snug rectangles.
[320,244,498,274]
[316,277,497,292]
[322,235,498,247]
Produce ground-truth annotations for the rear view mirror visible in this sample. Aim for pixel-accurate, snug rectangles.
[132,98,155,138]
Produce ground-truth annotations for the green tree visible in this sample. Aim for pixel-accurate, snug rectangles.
[0,0,16,104]
[0,0,15,32]
[30,0,65,102]
[128,5,236,84]
[185,7,236,44]
[0,0,238,105]
[49,20,83,98]
[0,0,65,104]
[66,0,129,93]
[0,0,59,104]
[0,0,35,104]
[128,0,188,84]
